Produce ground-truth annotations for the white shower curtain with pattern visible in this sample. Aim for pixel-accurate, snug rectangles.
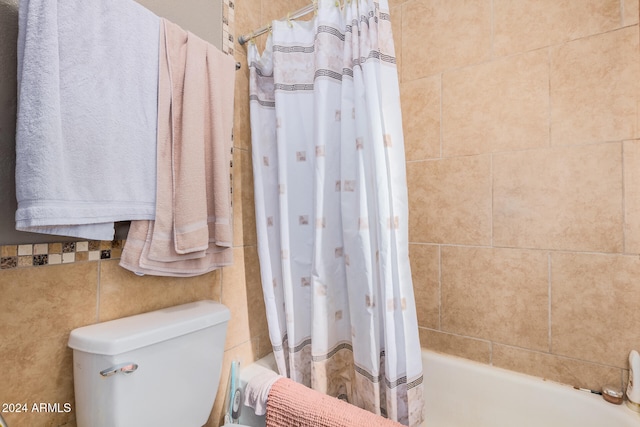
[249,0,424,425]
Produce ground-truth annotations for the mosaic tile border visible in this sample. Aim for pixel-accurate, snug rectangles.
[222,0,235,56]
[0,240,125,270]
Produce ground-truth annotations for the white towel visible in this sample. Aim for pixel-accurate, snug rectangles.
[244,371,282,416]
[15,0,160,240]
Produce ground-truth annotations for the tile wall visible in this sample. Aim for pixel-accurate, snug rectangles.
[393,0,640,391]
[3,0,639,426]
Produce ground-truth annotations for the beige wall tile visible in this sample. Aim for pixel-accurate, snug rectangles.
[1,245,17,257]
[0,263,98,340]
[401,76,441,160]
[257,332,274,359]
[493,345,623,390]
[234,0,260,150]
[409,244,439,329]
[407,155,492,245]
[0,263,98,427]
[233,149,258,247]
[233,148,246,247]
[233,63,251,151]
[261,0,310,32]
[493,0,621,57]
[235,0,261,52]
[221,246,268,350]
[419,328,491,364]
[550,27,639,146]
[401,0,492,80]
[222,247,251,349]
[243,245,269,339]
[624,0,640,26]
[442,49,549,157]
[98,259,221,322]
[1,338,76,427]
[441,246,549,350]
[551,252,640,368]
[493,143,623,252]
[388,0,408,8]
[624,140,640,253]
[240,149,257,246]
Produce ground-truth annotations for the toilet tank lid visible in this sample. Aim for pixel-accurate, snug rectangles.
[68,300,230,356]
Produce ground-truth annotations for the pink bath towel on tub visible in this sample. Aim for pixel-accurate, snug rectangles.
[265,377,404,427]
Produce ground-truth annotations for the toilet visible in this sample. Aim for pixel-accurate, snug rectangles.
[67,300,230,427]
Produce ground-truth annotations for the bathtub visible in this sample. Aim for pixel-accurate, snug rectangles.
[236,350,640,426]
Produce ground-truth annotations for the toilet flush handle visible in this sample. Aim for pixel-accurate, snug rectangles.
[99,362,139,377]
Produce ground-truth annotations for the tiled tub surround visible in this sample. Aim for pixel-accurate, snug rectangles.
[4,1,640,426]
[396,0,640,394]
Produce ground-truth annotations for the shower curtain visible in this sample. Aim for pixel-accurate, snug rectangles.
[249,0,424,425]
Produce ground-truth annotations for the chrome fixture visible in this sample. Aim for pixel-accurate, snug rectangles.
[99,362,139,377]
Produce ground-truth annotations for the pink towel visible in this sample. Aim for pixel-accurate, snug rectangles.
[265,378,404,427]
[120,18,235,277]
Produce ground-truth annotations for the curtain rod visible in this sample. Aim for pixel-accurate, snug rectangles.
[238,2,316,46]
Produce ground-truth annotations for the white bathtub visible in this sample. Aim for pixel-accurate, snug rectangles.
[236,350,640,427]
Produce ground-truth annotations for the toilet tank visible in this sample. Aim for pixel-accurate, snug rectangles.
[68,300,230,427]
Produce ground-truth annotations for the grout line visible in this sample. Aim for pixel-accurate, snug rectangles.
[96,260,101,323]
[219,265,225,304]
[409,25,635,87]
[621,142,627,253]
[494,341,627,370]
[406,241,639,257]
[420,326,492,344]
[547,48,552,147]
[490,154,494,246]
[417,327,632,375]
[439,73,443,158]
[397,3,403,84]
[548,252,552,353]
[489,340,493,365]
[490,0,495,59]
[437,244,442,330]
[404,138,633,164]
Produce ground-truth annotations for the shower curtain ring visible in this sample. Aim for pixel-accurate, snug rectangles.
[287,12,293,27]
